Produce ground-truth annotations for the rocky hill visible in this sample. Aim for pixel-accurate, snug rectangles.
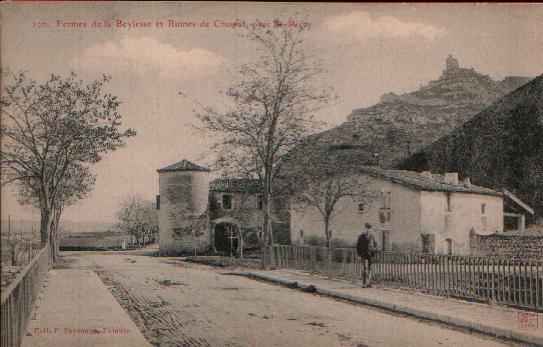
[308,56,532,168]
[398,75,543,219]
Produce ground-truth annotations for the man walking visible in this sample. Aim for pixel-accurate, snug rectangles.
[356,223,377,287]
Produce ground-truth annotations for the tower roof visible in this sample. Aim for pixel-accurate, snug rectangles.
[157,159,210,173]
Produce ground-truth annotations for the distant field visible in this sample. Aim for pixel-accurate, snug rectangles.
[59,230,135,251]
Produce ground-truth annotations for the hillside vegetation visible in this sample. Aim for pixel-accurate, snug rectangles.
[399,75,543,219]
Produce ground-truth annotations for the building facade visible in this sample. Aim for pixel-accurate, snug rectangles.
[157,160,532,256]
[208,178,264,253]
[157,159,290,255]
[291,168,530,256]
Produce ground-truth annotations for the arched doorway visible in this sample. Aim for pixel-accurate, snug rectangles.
[214,222,238,255]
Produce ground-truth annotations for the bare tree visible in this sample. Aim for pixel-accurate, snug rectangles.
[141,201,159,244]
[195,28,334,256]
[285,140,380,279]
[291,157,379,250]
[1,71,135,260]
[116,195,157,246]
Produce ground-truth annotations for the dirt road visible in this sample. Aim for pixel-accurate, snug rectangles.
[61,250,514,347]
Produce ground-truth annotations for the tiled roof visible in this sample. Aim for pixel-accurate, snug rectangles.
[360,167,502,196]
[157,159,210,173]
[210,178,263,193]
[502,189,534,215]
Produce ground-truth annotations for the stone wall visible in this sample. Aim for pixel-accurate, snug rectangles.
[158,170,210,255]
[474,234,543,260]
[209,191,291,246]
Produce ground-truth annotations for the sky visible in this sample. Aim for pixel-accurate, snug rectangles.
[1,2,543,223]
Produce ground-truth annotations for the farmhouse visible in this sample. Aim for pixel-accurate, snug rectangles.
[157,158,533,257]
[156,159,289,255]
[291,167,534,256]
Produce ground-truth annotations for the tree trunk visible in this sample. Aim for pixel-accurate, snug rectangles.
[261,193,276,269]
[40,202,56,262]
[39,207,53,247]
[266,196,274,246]
[49,229,58,263]
[325,218,332,275]
[260,211,269,269]
[325,219,331,249]
[238,231,244,260]
[50,206,63,262]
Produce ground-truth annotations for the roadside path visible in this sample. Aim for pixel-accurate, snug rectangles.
[22,269,150,347]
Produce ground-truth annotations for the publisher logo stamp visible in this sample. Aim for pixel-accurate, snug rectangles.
[518,312,538,330]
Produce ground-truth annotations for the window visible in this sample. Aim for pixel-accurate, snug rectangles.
[357,203,366,213]
[379,190,391,222]
[299,229,304,238]
[222,194,233,209]
[379,210,391,223]
[256,194,264,210]
[446,192,452,212]
[481,203,486,215]
[381,230,391,251]
[382,191,392,210]
[156,195,160,210]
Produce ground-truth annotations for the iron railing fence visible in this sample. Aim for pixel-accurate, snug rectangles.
[2,241,43,267]
[1,245,51,347]
[272,245,543,312]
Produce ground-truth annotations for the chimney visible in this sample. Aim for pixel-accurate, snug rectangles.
[420,171,433,179]
[463,177,471,187]
[444,173,459,185]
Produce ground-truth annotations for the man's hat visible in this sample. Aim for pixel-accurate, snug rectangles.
[365,223,372,229]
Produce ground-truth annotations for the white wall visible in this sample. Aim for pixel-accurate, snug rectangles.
[420,191,503,255]
[290,173,422,251]
[291,172,505,255]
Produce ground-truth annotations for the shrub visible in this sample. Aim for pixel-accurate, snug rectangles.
[304,235,326,246]
[330,238,355,249]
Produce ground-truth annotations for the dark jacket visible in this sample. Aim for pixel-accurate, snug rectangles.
[356,232,377,259]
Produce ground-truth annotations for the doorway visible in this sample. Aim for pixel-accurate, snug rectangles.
[446,238,453,255]
[214,222,238,255]
[381,230,391,251]
[421,234,435,254]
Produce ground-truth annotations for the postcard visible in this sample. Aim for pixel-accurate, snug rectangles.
[1,2,542,346]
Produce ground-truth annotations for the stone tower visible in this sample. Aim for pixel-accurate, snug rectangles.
[446,55,460,70]
[157,159,210,255]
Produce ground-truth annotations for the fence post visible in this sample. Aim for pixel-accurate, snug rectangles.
[10,241,15,266]
[261,245,275,270]
[491,258,496,304]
